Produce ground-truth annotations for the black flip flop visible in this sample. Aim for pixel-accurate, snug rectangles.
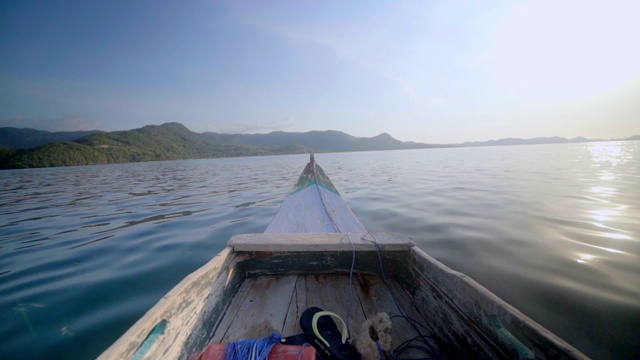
[298,306,361,360]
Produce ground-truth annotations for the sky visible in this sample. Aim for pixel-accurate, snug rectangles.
[1,0,639,144]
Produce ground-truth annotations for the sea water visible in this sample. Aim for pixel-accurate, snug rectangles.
[1,141,638,359]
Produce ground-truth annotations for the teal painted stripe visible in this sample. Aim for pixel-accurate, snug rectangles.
[314,165,339,195]
[291,179,315,194]
[133,320,167,360]
[488,316,534,359]
[291,178,340,196]
[290,163,339,196]
[316,179,340,195]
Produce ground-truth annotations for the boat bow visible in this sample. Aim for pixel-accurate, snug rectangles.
[265,154,366,233]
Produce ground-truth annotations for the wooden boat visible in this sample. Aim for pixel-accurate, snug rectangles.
[99,155,587,359]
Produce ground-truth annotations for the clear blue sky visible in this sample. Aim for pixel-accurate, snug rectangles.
[1,0,638,143]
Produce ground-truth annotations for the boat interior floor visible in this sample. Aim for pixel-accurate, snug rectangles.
[207,273,438,359]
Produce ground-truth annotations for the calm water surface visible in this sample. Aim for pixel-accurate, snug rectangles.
[1,142,639,359]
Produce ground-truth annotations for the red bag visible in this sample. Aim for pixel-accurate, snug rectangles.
[188,344,316,360]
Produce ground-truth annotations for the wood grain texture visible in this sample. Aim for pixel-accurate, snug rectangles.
[207,274,436,353]
[213,276,298,343]
[301,274,367,340]
[229,232,415,252]
[402,246,588,359]
[354,275,438,359]
[282,276,307,336]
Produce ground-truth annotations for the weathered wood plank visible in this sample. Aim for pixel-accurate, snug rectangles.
[182,255,244,358]
[387,278,441,358]
[229,232,415,252]
[354,275,438,359]
[404,247,588,359]
[303,274,367,340]
[209,277,256,343]
[214,275,298,343]
[282,276,306,336]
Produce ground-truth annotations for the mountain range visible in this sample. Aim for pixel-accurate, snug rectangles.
[201,130,444,152]
[460,135,639,147]
[0,123,637,169]
[0,123,445,169]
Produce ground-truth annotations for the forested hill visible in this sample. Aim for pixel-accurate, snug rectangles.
[203,130,444,152]
[0,123,268,169]
[0,127,100,149]
[0,123,442,169]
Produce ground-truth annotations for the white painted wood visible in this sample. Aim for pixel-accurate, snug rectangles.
[265,185,366,233]
[229,232,415,252]
[303,274,367,340]
[209,276,259,343]
[218,275,298,342]
[207,273,436,358]
[282,276,307,336]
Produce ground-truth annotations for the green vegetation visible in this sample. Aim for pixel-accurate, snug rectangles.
[0,123,269,169]
[2,142,108,168]
[0,122,440,169]
[0,127,99,149]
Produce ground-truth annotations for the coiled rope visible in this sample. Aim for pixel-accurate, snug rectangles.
[224,332,283,360]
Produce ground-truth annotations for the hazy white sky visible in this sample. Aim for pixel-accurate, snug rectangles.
[1,0,638,143]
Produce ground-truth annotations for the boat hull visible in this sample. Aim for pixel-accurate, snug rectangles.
[98,233,587,359]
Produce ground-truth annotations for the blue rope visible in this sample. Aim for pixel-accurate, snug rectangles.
[224,332,282,360]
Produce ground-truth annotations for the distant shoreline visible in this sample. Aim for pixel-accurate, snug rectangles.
[1,122,637,169]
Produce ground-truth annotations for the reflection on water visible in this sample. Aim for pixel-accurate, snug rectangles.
[577,142,637,265]
[0,142,639,359]
[576,253,595,264]
[590,208,619,221]
[567,238,625,254]
[589,186,616,196]
[588,141,626,164]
